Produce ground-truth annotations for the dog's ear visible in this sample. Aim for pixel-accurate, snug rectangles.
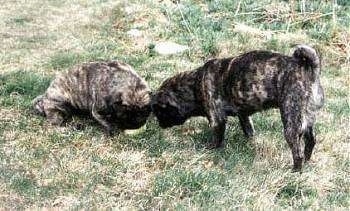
[157,91,169,108]
[150,91,163,108]
[152,91,175,109]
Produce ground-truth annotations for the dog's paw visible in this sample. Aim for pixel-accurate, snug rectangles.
[206,141,224,149]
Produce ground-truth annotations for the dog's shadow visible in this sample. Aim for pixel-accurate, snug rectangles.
[188,118,256,169]
[114,117,256,169]
[110,117,173,157]
[32,110,256,169]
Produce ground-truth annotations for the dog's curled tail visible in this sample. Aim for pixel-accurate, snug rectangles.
[293,45,320,70]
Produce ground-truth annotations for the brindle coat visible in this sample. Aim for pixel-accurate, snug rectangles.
[152,45,324,171]
[33,61,151,135]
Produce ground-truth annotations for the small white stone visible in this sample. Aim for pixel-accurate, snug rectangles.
[124,6,134,15]
[127,29,142,38]
[154,41,189,55]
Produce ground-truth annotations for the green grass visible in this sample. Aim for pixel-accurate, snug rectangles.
[48,52,86,70]
[0,0,349,209]
[276,179,318,209]
[0,71,51,108]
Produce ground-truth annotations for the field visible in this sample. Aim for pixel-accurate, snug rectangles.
[0,0,349,209]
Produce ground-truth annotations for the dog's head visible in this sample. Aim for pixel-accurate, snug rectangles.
[115,104,151,129]
[114,88,152,129]
[151,90,188,128]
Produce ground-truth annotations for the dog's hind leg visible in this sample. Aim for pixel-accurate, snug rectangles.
[280,95,305,172]
[44,100,70,126]
[46,109,66,126]
[92,103,114,136]
[238,113,255,138]
[303,125,315,161]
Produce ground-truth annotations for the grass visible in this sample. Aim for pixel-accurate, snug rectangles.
[0,71,51,109]
[0,0,349,209]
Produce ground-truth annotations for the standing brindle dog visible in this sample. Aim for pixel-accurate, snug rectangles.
[33,61,151,135]
[152,45,324,171]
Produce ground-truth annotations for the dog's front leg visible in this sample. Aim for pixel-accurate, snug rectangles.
[44,99,70,126]
[238,113,255,138]
[208,112,226,149]
[205,97,227,148]
[202,68,228,148]
[201,68,227,148]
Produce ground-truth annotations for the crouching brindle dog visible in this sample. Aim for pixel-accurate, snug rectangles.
[33,61,151,135]
[151,45,324,171]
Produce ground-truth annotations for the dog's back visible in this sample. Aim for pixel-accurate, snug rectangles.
[221,47,323,115]
[44,61,148,112]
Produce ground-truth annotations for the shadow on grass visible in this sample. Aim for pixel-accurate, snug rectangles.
[114,116,256,170]
[112,118,171,157]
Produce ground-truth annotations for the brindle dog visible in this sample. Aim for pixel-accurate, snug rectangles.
[33,61,151,135]
[152,45,324,171]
